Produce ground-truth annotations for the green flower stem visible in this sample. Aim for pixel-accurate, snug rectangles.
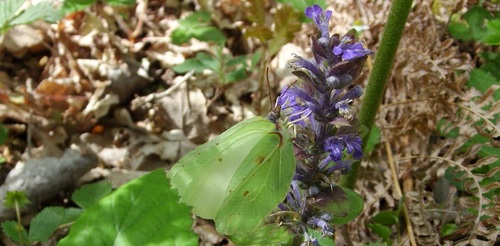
[340,0,413,189]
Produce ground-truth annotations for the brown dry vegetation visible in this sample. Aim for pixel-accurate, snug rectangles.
[0,0,498,245]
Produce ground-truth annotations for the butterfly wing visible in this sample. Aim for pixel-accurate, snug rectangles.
[215,120,295,235]
[167,116,279,220]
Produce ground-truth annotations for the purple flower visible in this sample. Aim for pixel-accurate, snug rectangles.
[305,4,332,45]
[322,134,363,164]
[333,42,373,61]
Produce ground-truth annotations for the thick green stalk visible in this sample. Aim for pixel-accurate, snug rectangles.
[340,0,413,189]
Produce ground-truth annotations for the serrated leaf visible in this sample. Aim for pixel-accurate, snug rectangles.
[28,207,83,242]
[58,169,197,246]
[467,68,497,94]
[4,191,30,208]
[9,2,62,26]
[71,181,112,210]
[484,19,500,45]
[448,22,472,40]
[173,53,218,74]
[1,220,28,243]
[0,0,24,32]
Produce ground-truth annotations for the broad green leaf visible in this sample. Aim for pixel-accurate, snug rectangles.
[71,181,112,210]
[29,207,83,242]
[307,185,364,225]
[1,220,28,243]
[58,170,197,246]
[168,116,296,235]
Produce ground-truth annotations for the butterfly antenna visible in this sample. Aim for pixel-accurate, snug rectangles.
[265,67,275,107]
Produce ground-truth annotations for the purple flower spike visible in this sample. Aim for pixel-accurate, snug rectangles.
[333,42,373,61]
[305,4,332,45]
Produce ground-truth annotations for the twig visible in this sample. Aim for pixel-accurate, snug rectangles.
[385,142,417,246]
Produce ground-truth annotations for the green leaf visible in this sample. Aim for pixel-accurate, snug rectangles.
[0,0,24,32]
[468,68,497,94]
[307,228,335,246]
[365,125,380,153]
[9,2,62,26]
[440,223,459,237]
[58,170,197,246]
[483,19,500,45]
[307,186,364,225]
[1,220,28,243]
[71,181,112,210]
[229,223,295,245]
[29,207,83,242]
[104,0,135,6]
[0,124,8,145]
[276,0,327,13]
[4,191,30,208]
[168,116,296,235]
[268,4,302,57]
[448,22,472,41]
[173,52,220,74]
[61,0,96,14]
[371,210,399,226]
[367,223,392,244]
[171,11,226,44]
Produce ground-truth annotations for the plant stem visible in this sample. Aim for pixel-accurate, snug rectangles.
[15,201,24,246]
[340,0,413,189]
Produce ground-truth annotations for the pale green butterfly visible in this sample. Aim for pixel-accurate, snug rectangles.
[167,112,296,236]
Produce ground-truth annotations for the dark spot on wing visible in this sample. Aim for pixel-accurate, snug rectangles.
[218,157,222,162]
[243,191,249,197]
[255,155,265,165]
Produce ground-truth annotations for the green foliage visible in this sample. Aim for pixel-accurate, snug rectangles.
[448,5,500,44]
[71,181,112,209]
[59,170,197,246]
[61,0,135,14]
[308,186,364,225]
[0,0,61,34]
[171,11,226,45]
[367,198,404,244]
[365,125,381,153]
[276,0,327,13]
[440,223,459,237]
[28,207,82,242]
[245,2,302,58]
[0,124,8,145]
[1,221,28,243]
[173,48,252,86]
[167,116,295,236]
[3,191,30,208]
